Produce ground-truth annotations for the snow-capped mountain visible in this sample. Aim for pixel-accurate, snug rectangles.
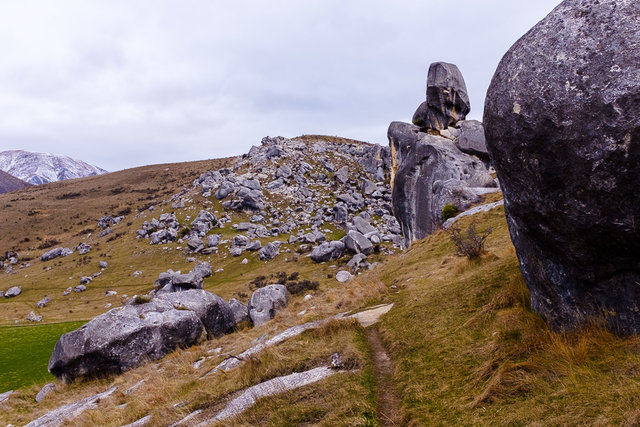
[0,150,108,185]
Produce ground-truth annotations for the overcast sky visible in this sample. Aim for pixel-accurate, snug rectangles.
[0,1,562,171]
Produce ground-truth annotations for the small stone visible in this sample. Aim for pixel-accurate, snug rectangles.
[35,383,55,402]
[330,353,344,370]
[27,311,43,322]
[5,286,21,298]
[336,271,353,283]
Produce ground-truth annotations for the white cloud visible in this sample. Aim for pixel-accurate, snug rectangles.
[0,0,562,171]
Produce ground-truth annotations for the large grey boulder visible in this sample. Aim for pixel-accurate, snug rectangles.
[344,230,374,255]
[156,290,235,338]
[258,242,280,261]
[412,62,470,130]
[248,284,288,326]
[310,241,345,263]
[41,247,73,262]
[484,0,640,334]
[388,121,495,246]
[48,299,203,381]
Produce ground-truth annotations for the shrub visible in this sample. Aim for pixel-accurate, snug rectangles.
[117,207,132,216]
[132,295,152,305]
[442,204,459,221]
[37,239,60,250]
[286,279,319,295]
[445,223,492,259]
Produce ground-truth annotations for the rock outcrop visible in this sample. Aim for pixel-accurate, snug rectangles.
[484,0,640,334]
[389,121,496,246]
[412,62,470,131]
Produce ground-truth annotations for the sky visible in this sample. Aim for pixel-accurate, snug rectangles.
[0,0,562,172]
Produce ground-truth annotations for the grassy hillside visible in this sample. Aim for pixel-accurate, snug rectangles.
[2,140,639,426]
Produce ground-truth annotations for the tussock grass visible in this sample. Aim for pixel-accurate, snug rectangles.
[374,208,640,425]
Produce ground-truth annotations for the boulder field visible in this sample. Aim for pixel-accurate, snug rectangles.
[484,0,640,334]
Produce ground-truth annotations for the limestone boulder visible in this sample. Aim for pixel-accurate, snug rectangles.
[484,0,640,334]
[48,299,204,382]
[248,284,287,326]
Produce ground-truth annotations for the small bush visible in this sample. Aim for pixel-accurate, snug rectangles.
[117,207,132,216]
[56,192,82,200]
[179,227,191,238]
[132,295,152,305]
[38,239,60,250]
[442,204,459,221]
[445,223,492,259]
[286,279,319,295]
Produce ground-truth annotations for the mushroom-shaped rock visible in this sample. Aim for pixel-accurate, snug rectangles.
[412,62,470,130]
[484,0,640,334]
[248,284,288,326]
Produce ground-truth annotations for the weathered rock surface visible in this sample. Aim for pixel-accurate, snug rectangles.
[412,62,470,130]
[228,298,249,324]
[156,290,236,338]
[484,0,640,334]
[248,284,287,326]
[455,120,489,160]
[48,299,204,381]
[310,241,345,263]
[24,386,117,427]
[35,383,55,402]
[389,121,495,246]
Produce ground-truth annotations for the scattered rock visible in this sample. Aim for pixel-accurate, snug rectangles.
[41,247,73,262]
[258,242,280,261]
[336,271,353,283]
[74,285,87,293]
[35,383,55,402]
[344,230,374,255]
[5,286,22,298]
[484,0,640,335]
[36,296,51,308]
[27,311,43,322]
[99,261,108,269]
[76,243,91,255]
[310,241,345,263]
[330,353,344,370]
[248,284,288,326]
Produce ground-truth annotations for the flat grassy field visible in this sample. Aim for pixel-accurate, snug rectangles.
[0,320,85,392]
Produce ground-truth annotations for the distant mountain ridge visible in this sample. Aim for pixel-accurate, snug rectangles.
[0,170,31,194]
[0,150,107,185]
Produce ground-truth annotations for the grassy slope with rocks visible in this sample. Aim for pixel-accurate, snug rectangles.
[1,136,639,426]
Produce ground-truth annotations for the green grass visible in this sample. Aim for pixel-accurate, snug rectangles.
[0,320,85,392]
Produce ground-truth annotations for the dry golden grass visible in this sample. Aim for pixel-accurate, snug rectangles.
[373,208,640,425]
